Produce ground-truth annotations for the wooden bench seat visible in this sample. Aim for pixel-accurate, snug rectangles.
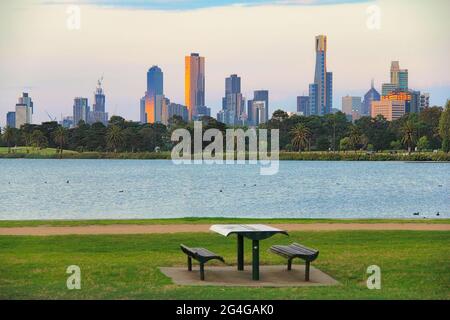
[269,243,319,281]
[180,244,225,280]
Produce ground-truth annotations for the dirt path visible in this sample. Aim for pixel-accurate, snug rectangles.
[0,223,449,236]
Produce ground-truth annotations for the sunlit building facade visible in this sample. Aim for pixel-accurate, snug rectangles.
[185,53,205,120]
[14,92,33,128]
[371,100,405,121]
[145,94,165,124]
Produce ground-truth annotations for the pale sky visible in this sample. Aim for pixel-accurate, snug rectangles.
[0,0,449,126]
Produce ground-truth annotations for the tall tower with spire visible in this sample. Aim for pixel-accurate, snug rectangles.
[362,79,380,116]
[309,35,333,115]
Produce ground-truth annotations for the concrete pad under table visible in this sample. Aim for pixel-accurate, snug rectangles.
[159,265,339,287]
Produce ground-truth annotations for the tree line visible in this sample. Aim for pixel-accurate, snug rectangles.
[267,102,449,153]
[1,101,450,154]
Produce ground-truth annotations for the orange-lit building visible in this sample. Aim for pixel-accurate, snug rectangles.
[371,100,405,121]
[382,91,411,103]
[185,53,205,120]
[145,94,165,124]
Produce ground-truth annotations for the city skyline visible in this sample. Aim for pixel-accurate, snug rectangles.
[0,0,449,126]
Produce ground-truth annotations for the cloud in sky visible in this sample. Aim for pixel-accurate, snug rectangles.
[40,0,371,10]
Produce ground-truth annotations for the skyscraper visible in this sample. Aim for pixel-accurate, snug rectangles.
[144,66,164,124]
[297,96,309,115]
[185,53,205,120]
[145,94,166,124]
[409,90,421,114]
[139,96,146,123]
[309,35,333,115]
[247,90,269,126]
[253,90,269,121]
[420,93,430,111]
[147,65,163,98]
[15,93,33,128]
[382,61,408,96]
[73,97,89,126]
[89,78,108,125]
[342,95,362,121]
[6,112,16,128]
[218,74,246,125]
[247,100,266,127]
[362,80,380,116]
[371,100,405,121]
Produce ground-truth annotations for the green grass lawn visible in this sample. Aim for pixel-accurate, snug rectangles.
[0,218,448,228]
[0,230,449,299]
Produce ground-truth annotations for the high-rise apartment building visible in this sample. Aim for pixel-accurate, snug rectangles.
[185,53,205,120]
[253,90,269,121]
[309,35,333,115]
[247,90,269,126]
[73,97,89,126]
[167,102,189,123]
[420,93,430,111]
[218,74,246,125]
[15,93,33,128]
[140,96,146,123]
[342,96,362,121]
[297,96,309,115]
[247,101,266,127]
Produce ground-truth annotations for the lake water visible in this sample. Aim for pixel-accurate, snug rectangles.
[0,159,448,220]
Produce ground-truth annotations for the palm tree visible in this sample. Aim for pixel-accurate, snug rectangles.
[22,132,32,153]
[31,130,47,150]
[348,126,362,153]
[52,126,67,158]
[401,120,417,154]
[2,126,15,153]
[291,124,311,152]
[106,125,124,153]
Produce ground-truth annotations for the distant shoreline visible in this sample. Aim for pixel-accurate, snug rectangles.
[0,150,449,162]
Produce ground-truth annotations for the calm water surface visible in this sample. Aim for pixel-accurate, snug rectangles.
[0,159,448,220]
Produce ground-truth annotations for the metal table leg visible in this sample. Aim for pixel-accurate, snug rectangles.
[237,234,244,271]
[252,239,259,280]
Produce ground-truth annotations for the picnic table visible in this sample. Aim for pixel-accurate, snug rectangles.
[210,224,288,280]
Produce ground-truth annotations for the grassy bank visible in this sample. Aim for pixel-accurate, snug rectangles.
[0,230,448,299]
[0,218,449,228]
[1,147,449,161]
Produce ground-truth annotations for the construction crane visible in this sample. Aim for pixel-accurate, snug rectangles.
[94,75,104,95]
[45,111,57,122]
